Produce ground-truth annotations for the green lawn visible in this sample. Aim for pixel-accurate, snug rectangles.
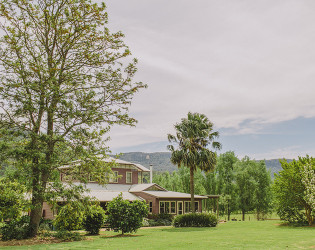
[2,220,314,249]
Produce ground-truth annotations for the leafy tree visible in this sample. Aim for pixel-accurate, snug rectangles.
[215,151,238,220]
[168,112,221,213]
[0,178,27,221]
[235,157,258,221]
[254,161,272,220]
[273,156,314,225]
[0,0,146,236]
[301,163,315,215]
[83,204,106,235]
[106,194,148,235]
[54,202,86,231]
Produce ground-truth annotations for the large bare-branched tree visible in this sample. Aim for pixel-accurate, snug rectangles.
[0,0,146,237]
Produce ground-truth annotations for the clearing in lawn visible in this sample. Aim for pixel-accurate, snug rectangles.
[1,220,314,249]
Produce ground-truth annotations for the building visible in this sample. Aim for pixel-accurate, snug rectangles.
[42,157,210,219]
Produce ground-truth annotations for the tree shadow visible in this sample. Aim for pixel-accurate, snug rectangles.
[100,234,144,238]
[161,227,217,233]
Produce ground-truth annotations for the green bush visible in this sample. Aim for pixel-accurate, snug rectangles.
[106,193,148,235]
[173,213,218,227]
[54,202,85,231]
[0,215,30,241]
[40,218,53,230]
[54,230,83,241]
[83,205,106,235]
[0,178,27,221]
[146,213,173,227]
[148,219,172,226]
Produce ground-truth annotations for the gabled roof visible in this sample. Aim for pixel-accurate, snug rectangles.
[142,191,208,199]
[103,157,150,172]
[129,183,167,192]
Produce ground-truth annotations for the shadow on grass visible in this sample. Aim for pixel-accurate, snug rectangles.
[160,227,217,233]
[100,234,144,238]
[275,222,315,229]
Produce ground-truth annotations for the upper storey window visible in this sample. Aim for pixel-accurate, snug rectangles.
[109,171,118,183]
[126,172,132,183]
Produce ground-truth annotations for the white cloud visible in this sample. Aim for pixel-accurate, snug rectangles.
[103,0,315,155]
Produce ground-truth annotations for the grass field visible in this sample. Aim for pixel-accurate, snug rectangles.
[1,220,314,249]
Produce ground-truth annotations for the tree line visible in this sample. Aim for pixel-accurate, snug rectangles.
[153,151,272,221]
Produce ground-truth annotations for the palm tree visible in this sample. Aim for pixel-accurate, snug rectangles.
[167,112,221,213]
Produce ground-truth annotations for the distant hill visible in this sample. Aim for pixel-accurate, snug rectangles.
[117,152,292,178]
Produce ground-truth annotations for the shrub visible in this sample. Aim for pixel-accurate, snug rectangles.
[173,213,218,227]
[54,202,85,231]
[0,178,27,221]
[40,218,53,230]
[83,205,106,235]
[148,219,172,226]
[54,230,83,241]
[0,215,30,241]
[106,193,148,235]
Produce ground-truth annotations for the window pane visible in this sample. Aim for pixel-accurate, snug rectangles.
[165,202,170,214]
[149,202,153,213]
[185,202,190,213]
[171,202,176,214]
[126,172,132,183]
[160,202,165,214]
[195,201,199,212]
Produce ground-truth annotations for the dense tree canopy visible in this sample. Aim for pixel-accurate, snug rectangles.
[0,0,146,236]
[273,156,314,225]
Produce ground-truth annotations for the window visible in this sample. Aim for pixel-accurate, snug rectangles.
[159,201,176,214]
[138,172,143,184]
[170,201,176,214]
[126,172,132,183]
[195,201,199,212]
[184,201,199,213]
[149,202,153,213]
[109,171,118,183]
[177,201,183,215]
[159,201,165,214]
[184,201,190,213]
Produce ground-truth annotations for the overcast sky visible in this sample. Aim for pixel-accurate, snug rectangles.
[103,0,315,159]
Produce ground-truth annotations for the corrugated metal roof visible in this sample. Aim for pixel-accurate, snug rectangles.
[129,183,167,192]
[85,183,132,191]
[84,191,143,202]
[143,191,208,199]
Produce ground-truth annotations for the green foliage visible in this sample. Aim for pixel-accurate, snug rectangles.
[173,213,218,227]
[83,205,106,235]
[0,178,27,221]
[235,156,272,221]
[273,156,314,225]
[168,112,221,212]
[146,213,173,226]
[54,230,83,242]
[0,0,146,236]
[0,215,30,241]
[54,202,85,231]
[216,151,238,219]
[106,194,148,235]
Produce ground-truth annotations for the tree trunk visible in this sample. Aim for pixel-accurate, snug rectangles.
[29,198,44,237]
[190,167,195,213]
[305,207,314,226]
[242,210,245,221]
[227,202,230,221]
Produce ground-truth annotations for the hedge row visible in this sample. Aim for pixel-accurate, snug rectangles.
[173,213,218,227]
